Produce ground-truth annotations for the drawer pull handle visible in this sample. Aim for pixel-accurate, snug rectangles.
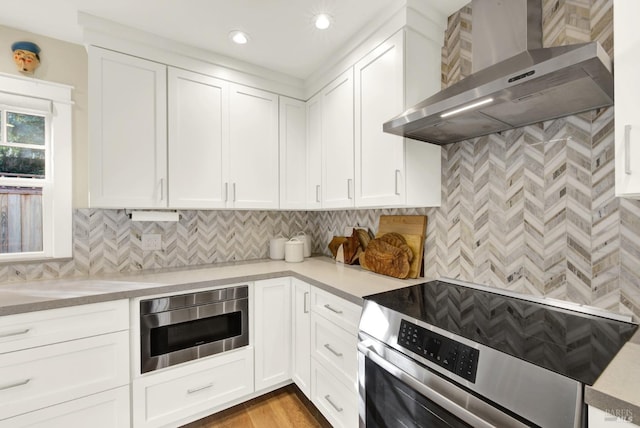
[324,394,343,412]
[324,343,343,357]
[625,124,632,175]
[0,379,30,391]
[304,291,310,314]
[187,383,214,394]
[0,328,30,338]
[324,304,343,314]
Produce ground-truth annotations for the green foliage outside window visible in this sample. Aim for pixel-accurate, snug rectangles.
[0,111,45,178]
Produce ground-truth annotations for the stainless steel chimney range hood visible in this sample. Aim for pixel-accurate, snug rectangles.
[384,0,614,145]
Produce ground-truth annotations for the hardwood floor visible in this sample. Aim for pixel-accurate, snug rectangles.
[181,385,332,428]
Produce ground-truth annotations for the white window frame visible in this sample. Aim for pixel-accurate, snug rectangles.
[0,72,72,261]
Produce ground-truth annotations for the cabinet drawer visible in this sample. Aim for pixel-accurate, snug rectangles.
[311,287,361,335]
[0,300,128,354]
[311,312,357,388]
[133,347,254,428]
[0,386,130,428]
[0,331,129,420]
[312,359,358,428]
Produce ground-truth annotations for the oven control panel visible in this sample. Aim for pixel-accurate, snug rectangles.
[398,319,479,383]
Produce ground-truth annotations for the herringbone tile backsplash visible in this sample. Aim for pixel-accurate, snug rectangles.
[1,0,638,319]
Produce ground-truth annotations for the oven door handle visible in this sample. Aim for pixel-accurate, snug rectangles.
[358,342,499,428]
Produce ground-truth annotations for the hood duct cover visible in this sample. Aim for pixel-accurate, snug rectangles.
[383,0,614,145]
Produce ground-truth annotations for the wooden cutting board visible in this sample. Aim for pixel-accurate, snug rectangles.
[376,215,427,279]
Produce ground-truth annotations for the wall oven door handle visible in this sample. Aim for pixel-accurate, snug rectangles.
[359,342,505,428]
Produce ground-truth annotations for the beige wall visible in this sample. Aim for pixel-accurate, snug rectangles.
[0,25,88,208]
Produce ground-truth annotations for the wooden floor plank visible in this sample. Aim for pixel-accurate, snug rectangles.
[182,385,330,428]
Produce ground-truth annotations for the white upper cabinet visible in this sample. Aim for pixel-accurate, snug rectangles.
[279,97,307,210]
[168,68,228,209]
[89,47,167,208]
[229,85,280,209]
[355,32,405,207]
[354,30,441,208]
[614,0,640,198]
[321,69,355,209]
[306,93,323,209]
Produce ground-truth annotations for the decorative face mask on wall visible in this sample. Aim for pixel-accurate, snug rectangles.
[11,41,41,74]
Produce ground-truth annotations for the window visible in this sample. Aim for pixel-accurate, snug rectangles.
[0,73,72,261]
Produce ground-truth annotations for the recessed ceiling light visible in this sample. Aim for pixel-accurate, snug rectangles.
[314,14,332,30]
[229,30,249,45]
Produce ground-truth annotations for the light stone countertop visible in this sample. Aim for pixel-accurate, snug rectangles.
[0,256,426,316]
[0,255,636,420]
[585,330,640,424]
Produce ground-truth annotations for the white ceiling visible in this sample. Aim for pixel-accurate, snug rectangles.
[0,0,468,80]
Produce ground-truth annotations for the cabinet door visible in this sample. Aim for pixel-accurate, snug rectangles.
[89,47,167,208]
[168,68,229,208]
[229,84,279,209]
[254,278,292,391]
[355,31,405,207]
[306,94,323,209]
[614,0,640,198]
[0,331,129,420]
[322,69,355,208]
[280,97,307,210]
[291,278,311,398]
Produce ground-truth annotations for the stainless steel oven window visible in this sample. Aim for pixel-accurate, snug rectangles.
[140,285,249,373]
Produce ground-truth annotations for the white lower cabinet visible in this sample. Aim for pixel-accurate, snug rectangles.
[0,300,130,425]
[0,331,129,420]
[291,278,311,398]
[311,312,358,386]
[309,286,360,428]
[0,386,130,428]
[132,347,254,428]
[254,278,292,391]
[311,354,358,428]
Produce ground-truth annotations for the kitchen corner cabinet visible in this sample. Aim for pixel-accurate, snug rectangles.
[280,97,307,210]
[614,0,640,198]
[354,30,441,207]
[254,278,292,391]
[321,69,356,209]
[89,47,167,208]
[291,278,311,398]
[229,85,280,209]
[168,68,228,209]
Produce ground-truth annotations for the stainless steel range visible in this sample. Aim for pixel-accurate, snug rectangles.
[358,278,638,427]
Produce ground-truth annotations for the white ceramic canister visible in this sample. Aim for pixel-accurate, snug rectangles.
[284,238,304,263]
[295,232,311,257]
[269,237,287,260]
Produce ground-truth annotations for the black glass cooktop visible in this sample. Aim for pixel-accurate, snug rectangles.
[364,280,638,385]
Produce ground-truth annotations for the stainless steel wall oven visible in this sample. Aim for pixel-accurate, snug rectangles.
[358,279,638,428]
[140,284,249,373]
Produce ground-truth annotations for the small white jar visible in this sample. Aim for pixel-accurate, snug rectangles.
[295,232,312,257]
[284,238,304,263]
[269,237,287,260]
